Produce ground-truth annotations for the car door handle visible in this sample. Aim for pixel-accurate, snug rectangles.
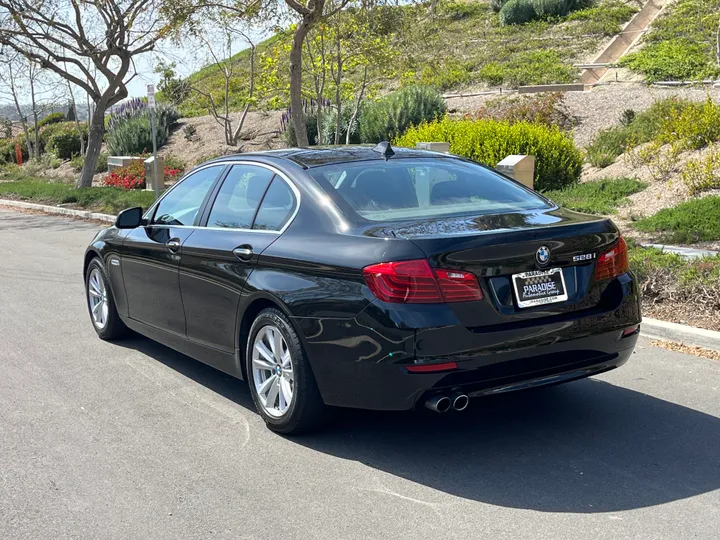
[233,246,253,261]
[166,239,181,253]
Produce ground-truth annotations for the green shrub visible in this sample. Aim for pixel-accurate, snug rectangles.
[359,85,447,143]
[24,153,62,175]
[682,148,720,194]
[585,98,702,166]
[106,103,179,155]
[39,121,88,156]
[499,0,536,25]
[320,105,362,145]
[633,196,720,243]
[544,178,647,214]
[162,153,187,174]
[620,40,720,82]
[471,92,577,131]
[394,116,583,191]
[491,0,509,12]
[48,129,85,159]
[71,152,109,173]
[105,103,178,156]
[37,112,65,129]
[657,98,720,151]
[532,0,571,17]
[283,111,320,146]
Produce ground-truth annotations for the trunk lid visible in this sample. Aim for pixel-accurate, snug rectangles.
[366,208,621,328]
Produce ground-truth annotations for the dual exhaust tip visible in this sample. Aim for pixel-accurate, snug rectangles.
[425,392,469,413]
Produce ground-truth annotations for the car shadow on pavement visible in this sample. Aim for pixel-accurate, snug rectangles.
[119,335,720,514]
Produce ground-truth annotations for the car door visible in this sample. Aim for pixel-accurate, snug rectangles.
[179,163,299,355]
[121,164,226,336]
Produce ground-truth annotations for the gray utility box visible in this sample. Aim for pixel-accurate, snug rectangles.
[496,155,535,190]
[144,156,165,192]
[107,155,144,173]
[416,142,450,153]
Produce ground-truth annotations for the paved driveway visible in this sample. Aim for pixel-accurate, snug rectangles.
[1,208,719,540]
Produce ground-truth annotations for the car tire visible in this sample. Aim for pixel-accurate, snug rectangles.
[85,258,128,341]
[246,308,329,434]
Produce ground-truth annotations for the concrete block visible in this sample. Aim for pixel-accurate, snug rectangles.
[416,142,450,153]
[144,156,165,192]
[496,155,535,189]
[107,155,144,172]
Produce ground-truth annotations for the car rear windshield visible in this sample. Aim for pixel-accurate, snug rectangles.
[308,158,552,221]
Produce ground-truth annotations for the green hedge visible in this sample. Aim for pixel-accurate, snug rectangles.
[394,117,583,191]
[37,112,66,129]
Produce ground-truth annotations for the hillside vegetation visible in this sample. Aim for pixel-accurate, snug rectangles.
[621,0,720,82]
[174,0,638,117]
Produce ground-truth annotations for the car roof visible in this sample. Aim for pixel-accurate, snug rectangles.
[204,145,450,169]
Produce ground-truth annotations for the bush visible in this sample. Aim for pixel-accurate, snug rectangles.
[633,196,720,243]
[499,0,536,25]
[37,112,65,129]
[162,153,187,175]
[283,111,320,146]
[620,109,636,127]
[470,92,577,131]
[183,124,197,140]
[531,0,572,17]
[359,85,447,143]
[585,98,700,167]
[394,117,583,191]
[104,160,146,190]
[320,104,362,145]
[71,152,108,173]
[106,102,179,155]
[440,1,486,19]
[24,153,62,175]
[682,148,720,194]
[39,121,88,157]
[491,0,509,12]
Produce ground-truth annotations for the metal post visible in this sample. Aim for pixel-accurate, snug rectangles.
[151,107,159,199]
[147,83,159,199]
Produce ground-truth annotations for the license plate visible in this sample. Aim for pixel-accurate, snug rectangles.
[512,268,568,309]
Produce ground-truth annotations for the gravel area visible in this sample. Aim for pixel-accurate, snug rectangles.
[448,83,720,147]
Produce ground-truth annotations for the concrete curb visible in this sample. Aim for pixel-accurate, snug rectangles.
[642,318,720,351]
[0,199,115,223]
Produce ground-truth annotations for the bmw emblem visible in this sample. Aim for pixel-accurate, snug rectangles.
[536,246,550,266]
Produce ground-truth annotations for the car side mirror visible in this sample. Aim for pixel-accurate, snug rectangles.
[115,207,144,229]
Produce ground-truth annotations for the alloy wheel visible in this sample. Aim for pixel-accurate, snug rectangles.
[87,268,109,330]
[252,325,295,418]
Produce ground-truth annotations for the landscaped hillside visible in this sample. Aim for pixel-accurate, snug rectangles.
[621,0,720,82]
[174,0,639,117]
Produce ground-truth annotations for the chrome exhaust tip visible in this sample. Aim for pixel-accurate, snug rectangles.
[451,393,469,411]
[425,395,451,413]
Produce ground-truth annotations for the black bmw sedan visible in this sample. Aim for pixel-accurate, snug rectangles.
[84,144,641,433]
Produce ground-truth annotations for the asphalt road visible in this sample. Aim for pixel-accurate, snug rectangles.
[1,208,719,540]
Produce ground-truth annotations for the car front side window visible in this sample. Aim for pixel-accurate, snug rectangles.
[152,165,225,226]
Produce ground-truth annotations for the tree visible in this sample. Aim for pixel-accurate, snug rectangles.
[0,1,185,187]
[187,21,259,146]
[717,17,720,73]
[0,52,34,159]
[284,0,348,147]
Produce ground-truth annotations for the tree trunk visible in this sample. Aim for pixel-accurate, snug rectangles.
[334,34,342,145]
[77,104,105,188]
[29,70,39,158]
[290,19,313,148]
[346,66,368,145]
[717,17,720,73]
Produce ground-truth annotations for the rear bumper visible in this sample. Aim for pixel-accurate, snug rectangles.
[295,275,641,411]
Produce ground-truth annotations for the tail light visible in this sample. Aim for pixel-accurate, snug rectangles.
[362,259,483,304]
[594,237,629,281]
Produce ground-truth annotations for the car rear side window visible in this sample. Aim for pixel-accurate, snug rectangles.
[253,178,296,231]
[207,165,274,229]
[308,158,552,221]
[152,165,224,226]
